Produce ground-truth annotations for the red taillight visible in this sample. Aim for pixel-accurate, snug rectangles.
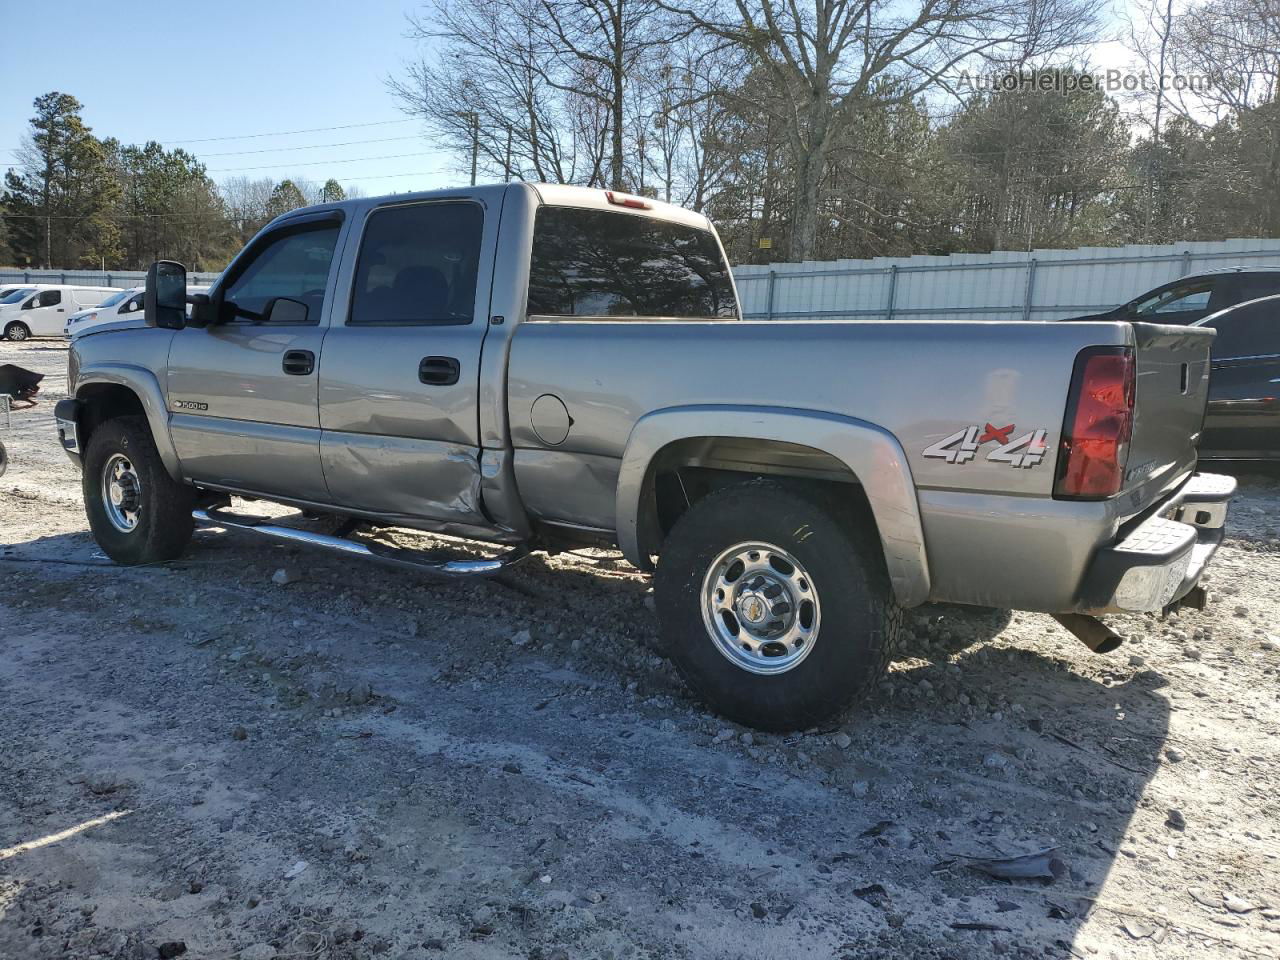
[605,190,651,210]
[1054,346,1136,500]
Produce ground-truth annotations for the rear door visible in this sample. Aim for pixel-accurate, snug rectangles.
[167,212,345,501]
[316,195,497,524]
[1197,298,1280,459]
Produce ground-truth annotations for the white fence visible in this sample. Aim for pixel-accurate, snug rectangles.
[733,237,1280,321]
[8,236,1280,320]
[0,269,222,290]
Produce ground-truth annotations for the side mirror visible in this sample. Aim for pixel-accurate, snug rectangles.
[264,297,308,325]
[187,293,216,328]
[145,260,187,330]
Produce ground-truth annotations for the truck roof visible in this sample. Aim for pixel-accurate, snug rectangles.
[272,182,715,232]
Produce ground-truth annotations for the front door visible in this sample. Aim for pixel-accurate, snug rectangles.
[317,196,496,524]
[1199,298,1280,459]
[167,214,345,501]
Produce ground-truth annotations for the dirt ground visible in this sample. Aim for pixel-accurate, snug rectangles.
[1,338,1278,960]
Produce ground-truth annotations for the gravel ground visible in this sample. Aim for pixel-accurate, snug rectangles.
[1,339,1278,960]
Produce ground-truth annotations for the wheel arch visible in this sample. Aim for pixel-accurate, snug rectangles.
[615,405,931,607]
[3,318,31,339]
[74,365,181,480]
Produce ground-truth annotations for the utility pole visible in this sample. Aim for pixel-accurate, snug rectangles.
[1146,0,1175,242]
[469,112,479,187]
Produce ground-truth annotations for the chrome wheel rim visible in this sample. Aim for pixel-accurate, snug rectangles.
[700,541,820,676]
[7,325,27,341]
[101,453,142,533]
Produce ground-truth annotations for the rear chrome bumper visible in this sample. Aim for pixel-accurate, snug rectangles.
[1078,471,1235,613]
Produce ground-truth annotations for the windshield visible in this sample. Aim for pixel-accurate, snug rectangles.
[95,290,129,309]
[0,287,36,305]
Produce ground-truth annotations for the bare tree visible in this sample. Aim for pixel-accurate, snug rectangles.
[391,0,613,185]
[660,0,1100,260]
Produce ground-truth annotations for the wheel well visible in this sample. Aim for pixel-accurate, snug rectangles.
[639,437,878,559]
[3,318,30,332]
[76,383,147,450]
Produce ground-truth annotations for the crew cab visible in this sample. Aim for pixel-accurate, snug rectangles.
[54,183,1234,730]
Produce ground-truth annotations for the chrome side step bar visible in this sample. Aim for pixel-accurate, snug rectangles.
[192,508,529,577]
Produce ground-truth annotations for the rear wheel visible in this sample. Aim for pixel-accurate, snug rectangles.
[4,321,31,342]
[655,479,901,731]
[83,416,195,564]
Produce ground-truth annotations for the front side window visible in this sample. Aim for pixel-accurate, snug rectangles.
[96,290,129,309]
[1134,281,1212,315]
[527,206,737,319]
[349,202,483,325]
[121,293,144,314]
[223,223,340,324]
[1204,299,1277,359]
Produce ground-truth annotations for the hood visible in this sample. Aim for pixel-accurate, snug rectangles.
[70,316,149,340]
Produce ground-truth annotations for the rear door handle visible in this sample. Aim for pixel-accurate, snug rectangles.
[419,356,460,385]
[282,349,315,376]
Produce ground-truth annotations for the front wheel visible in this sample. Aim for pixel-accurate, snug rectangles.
[654,479,900,731]
[4,321,31,341]
[83,415,195,564]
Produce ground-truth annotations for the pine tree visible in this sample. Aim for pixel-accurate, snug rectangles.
[1,92,121,267]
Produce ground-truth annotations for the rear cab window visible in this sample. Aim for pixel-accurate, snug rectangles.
[527,206,737,319]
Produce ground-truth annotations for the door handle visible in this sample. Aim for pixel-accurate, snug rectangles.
[419,356,460,385]
[282,349,315,376]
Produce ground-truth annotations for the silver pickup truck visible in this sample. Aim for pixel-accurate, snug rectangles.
[55,183,1234,730]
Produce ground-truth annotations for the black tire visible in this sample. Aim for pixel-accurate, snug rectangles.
[654,479,901,731]
[4,321,31,342]
[83,415,195,564]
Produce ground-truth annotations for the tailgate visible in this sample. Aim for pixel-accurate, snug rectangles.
[1122,322,1214,515]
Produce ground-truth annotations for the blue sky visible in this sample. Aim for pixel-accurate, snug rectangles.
[0,0,457,196]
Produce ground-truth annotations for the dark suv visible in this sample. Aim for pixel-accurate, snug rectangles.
[1066,268,1280,326]
[1193,294,1280,461]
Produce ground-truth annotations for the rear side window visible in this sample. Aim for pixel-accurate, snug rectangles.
[1204,299,1277,359]
[349,202,483,325]
[527,207,737,319]
[1227,274,1280,304]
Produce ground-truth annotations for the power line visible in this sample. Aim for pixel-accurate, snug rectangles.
[2,118,418,154]
[0,169,456,220]
[156,118,417,145]
[198,135,424,157]
[208,151,434,173]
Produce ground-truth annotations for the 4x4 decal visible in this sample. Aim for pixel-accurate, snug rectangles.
[923,423,1049,469]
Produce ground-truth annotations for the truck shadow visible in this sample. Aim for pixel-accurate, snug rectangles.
[857,606,1173,955]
